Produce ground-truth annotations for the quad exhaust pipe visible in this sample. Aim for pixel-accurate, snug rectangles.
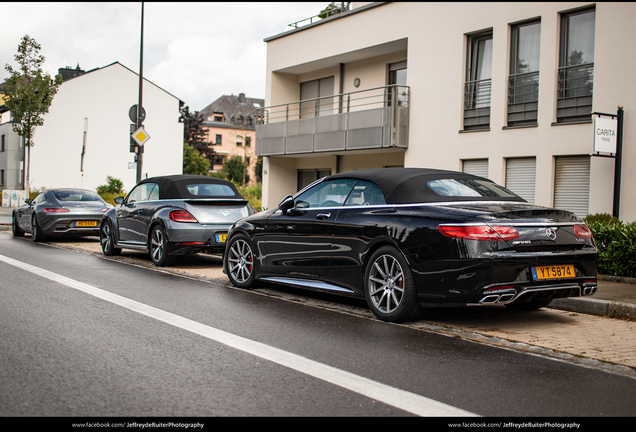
[476,281,597,305]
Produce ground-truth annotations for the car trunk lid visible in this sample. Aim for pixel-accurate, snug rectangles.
[183,199,250,224]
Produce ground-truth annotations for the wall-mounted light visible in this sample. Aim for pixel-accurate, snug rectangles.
[353,78,360,88]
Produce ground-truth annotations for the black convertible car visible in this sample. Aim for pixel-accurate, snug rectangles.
[223,168,598,323]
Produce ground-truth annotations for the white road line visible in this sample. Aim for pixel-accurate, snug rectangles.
[0,253,478,417]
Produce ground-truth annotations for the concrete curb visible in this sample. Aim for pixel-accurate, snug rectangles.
[549,297,636,320]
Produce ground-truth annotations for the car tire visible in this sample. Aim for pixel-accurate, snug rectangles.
[31,215,48,242]
[12,214,24,237]
[100,221,121,256]
[149,224,173,266]
[364,245,422,323]
[504,298,553,311]
[226,234,256,289]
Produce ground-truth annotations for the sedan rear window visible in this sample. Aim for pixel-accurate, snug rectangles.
[186,183,236,197]
[428,179,519,198]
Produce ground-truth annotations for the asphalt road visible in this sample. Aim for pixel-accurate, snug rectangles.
[1,234,636,421]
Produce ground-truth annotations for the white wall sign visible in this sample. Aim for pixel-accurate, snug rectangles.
[594,116,617,154]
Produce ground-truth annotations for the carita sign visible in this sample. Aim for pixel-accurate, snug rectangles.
[593,116,617,154]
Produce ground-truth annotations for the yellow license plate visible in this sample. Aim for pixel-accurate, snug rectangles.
[215,233,227,243]
[75,221,98,227]
[532,265,575,280]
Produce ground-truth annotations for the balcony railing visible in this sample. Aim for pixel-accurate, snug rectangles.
[556,63,594,123]
[255,85,409,157]
[463,78,491,130]
[288,2,351,29]
[507,71,539,127]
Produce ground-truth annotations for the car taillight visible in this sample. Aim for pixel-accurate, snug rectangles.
[43,208,69,213]
[574,224,593,238]
[438,224,520,241]
[169,210,198,223]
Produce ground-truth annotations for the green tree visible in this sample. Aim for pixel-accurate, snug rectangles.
[183,143,210,175]
[96,176,125,195]
[219,155,249,184]
[180,105,215,162]
[3,35,62,192]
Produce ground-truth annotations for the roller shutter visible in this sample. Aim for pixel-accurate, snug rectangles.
[462,159,489,179]
[554,156,590,217]
[505,157,536,204]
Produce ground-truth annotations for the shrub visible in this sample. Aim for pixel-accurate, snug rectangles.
[584,213,636,278]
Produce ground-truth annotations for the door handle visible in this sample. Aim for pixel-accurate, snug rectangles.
[316,213,331,220]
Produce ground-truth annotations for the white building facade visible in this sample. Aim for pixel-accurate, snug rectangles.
[258,2,636,222]
[8,62,184,195]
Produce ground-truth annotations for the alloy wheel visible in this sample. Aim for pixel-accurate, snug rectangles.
[228,238,254,284]
[367,254,405,314]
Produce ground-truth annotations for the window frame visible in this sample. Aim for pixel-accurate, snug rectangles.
[507,19,541,128]
[556,7,595,124]
[463,30,493,131]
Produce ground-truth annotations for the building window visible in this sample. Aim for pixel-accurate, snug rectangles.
[557,7,595,123]
[464,31,493,131]
[214,115,223,122]
[297,169,331,192]
[300,76,335,119]
[245,136,251,147]
[215,134,222,145]
[1,134,5,152]
[388,61,407,107]
[236,136,243,146]
[508,20,541,127]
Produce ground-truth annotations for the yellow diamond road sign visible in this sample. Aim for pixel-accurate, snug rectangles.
[132,126,150,146]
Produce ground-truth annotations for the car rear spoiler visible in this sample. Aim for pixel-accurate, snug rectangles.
[184,198,249,205]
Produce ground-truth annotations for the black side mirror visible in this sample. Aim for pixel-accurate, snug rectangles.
[278,195,294,214]
[114,196,124,205]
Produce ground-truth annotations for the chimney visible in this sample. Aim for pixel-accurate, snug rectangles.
[58,64,85,82]
[238,93,246,103]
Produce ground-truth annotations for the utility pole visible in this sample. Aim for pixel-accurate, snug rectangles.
[136,2,145,183]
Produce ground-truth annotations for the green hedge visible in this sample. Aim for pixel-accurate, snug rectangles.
[584,213,636,278]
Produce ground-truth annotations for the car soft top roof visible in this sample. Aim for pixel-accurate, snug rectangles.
[139,175,242,200]
[325,168,525,204]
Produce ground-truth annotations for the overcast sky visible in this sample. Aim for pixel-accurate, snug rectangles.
[1,2,329,111]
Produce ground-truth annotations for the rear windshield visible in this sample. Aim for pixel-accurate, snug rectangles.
[427,179,520,199]
[186,183,237,197]
[53,191,102,202]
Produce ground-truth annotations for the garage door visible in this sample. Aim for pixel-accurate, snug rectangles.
[554,156,590,217]
[505,157,536,204]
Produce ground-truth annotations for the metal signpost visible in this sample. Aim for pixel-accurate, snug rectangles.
[591,105,624,218]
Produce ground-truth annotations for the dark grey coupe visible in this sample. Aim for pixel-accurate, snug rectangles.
[12,188,113,241]
[100,175,254,266]
[223,168,599,323]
